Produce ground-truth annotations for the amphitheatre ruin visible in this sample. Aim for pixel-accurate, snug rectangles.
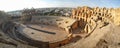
[0,6,120,48]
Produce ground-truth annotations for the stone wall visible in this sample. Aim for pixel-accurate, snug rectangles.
[49,33,72,48]
[112,8,120,26]
[71,6,114,34]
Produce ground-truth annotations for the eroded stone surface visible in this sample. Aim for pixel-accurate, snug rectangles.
[0,6,120,48]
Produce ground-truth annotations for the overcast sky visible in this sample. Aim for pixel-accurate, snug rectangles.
[0,0,120,12]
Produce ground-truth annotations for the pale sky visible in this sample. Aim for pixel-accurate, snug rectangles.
[0,0,120,12]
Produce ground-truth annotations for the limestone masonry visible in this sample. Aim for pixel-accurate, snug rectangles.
[0,6,120,48]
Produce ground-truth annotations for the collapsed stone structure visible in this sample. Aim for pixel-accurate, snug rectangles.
[0,16,78,48]
[61,6,120,48]
[71,6,115,35]
[0,6,120,48]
